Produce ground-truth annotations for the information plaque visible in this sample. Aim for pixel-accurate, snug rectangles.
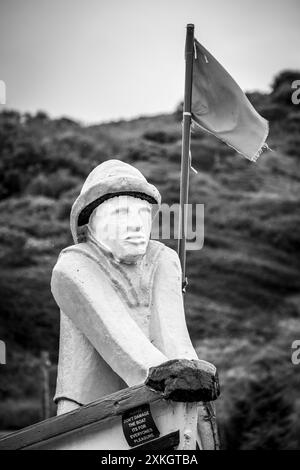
[122,404,160,447]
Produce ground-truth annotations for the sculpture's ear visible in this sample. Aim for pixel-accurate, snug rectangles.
[77,225,88,243]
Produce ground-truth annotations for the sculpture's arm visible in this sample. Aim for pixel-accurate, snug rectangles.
[152,247,199,360]
[51,251,168,386]
[150,246,219,403]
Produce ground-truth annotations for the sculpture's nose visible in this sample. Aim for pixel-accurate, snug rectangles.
[127,219,142,232]
[127,209,143,232]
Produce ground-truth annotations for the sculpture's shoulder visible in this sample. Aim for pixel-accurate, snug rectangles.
[60,242,96,259]
[51,242,106,307]
[148,240,182,275]
[52,243,97,279]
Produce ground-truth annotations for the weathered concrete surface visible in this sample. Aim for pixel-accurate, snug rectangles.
[51,159,219,433]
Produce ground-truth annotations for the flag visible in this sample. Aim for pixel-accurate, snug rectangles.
[192,39,269,162]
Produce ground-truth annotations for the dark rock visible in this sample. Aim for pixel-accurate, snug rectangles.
[145,358,220,403]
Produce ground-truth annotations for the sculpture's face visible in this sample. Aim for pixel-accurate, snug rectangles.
[89,195,152,264]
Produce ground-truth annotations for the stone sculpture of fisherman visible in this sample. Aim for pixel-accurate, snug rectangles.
[51,160,219,417]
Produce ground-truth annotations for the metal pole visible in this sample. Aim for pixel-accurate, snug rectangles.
[40,351,51,420]
[178,24,194,292]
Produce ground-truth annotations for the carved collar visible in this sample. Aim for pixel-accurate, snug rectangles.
[61,236,164,308]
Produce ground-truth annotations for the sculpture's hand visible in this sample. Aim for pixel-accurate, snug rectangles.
[145,358,220,402]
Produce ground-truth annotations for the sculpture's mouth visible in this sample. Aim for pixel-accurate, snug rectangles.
[124,235,147,245]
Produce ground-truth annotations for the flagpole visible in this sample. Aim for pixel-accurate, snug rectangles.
[178,23,194,292]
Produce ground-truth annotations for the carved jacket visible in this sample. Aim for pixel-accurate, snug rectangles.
[51,237,198,406]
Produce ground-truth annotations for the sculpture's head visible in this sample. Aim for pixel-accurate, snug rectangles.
[70,160,161,263]
[89,195,152,264]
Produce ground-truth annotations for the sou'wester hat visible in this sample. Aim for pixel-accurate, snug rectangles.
[70,159,161,244]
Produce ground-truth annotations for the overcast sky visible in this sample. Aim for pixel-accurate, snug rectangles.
[0,0,299,124]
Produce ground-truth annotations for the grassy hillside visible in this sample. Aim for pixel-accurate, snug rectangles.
[0,70,300,448]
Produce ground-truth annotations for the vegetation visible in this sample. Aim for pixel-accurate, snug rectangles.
[0,70,300,449]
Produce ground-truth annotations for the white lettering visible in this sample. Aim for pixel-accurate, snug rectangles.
[291,340,300,365]
[291,80,300,105]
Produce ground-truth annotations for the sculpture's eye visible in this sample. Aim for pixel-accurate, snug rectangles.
[112,207,129,216]
[139,206,151,215]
